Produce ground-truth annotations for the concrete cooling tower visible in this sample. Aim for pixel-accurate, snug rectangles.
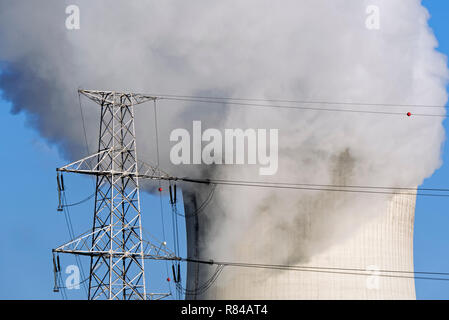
[182,186,416,300]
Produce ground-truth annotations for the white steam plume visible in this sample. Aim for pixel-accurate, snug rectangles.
[0,0,447,264]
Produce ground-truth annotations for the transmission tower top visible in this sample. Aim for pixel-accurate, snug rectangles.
[79,89,159,106]
[52,89,179,300]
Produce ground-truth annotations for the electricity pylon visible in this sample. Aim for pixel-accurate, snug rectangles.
[53,90,179,300]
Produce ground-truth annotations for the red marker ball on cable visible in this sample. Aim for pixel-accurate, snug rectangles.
[407,112,412,117]
[167,277,171,282]
[158,187,163,192]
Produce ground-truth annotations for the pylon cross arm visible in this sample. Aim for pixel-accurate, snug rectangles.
[53,227,180,261]
[79,89,158,106]
[57,149,174,181]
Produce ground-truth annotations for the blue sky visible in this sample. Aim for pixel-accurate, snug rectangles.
[411,0,449,300]
[0,1,448,299]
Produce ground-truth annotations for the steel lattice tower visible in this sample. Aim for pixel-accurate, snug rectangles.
[53,90,178,300]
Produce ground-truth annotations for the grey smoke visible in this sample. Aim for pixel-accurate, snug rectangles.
[0,0,448,264]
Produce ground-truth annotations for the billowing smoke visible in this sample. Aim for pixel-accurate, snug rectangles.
[0,0,447,269]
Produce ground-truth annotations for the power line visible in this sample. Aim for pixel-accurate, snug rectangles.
[152,99,174,299]
[78,90,90,155]
[178,177,449,198]
[203,178,449,192]
[61,192,95,208]
[154,96,447,118]
[206,182,449,197]
[149,93,448,110]
[173,184,217,218]
[60,194,89,296]
[54,277,90,290]
[175,265,225,296]
[182,258,449,282]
